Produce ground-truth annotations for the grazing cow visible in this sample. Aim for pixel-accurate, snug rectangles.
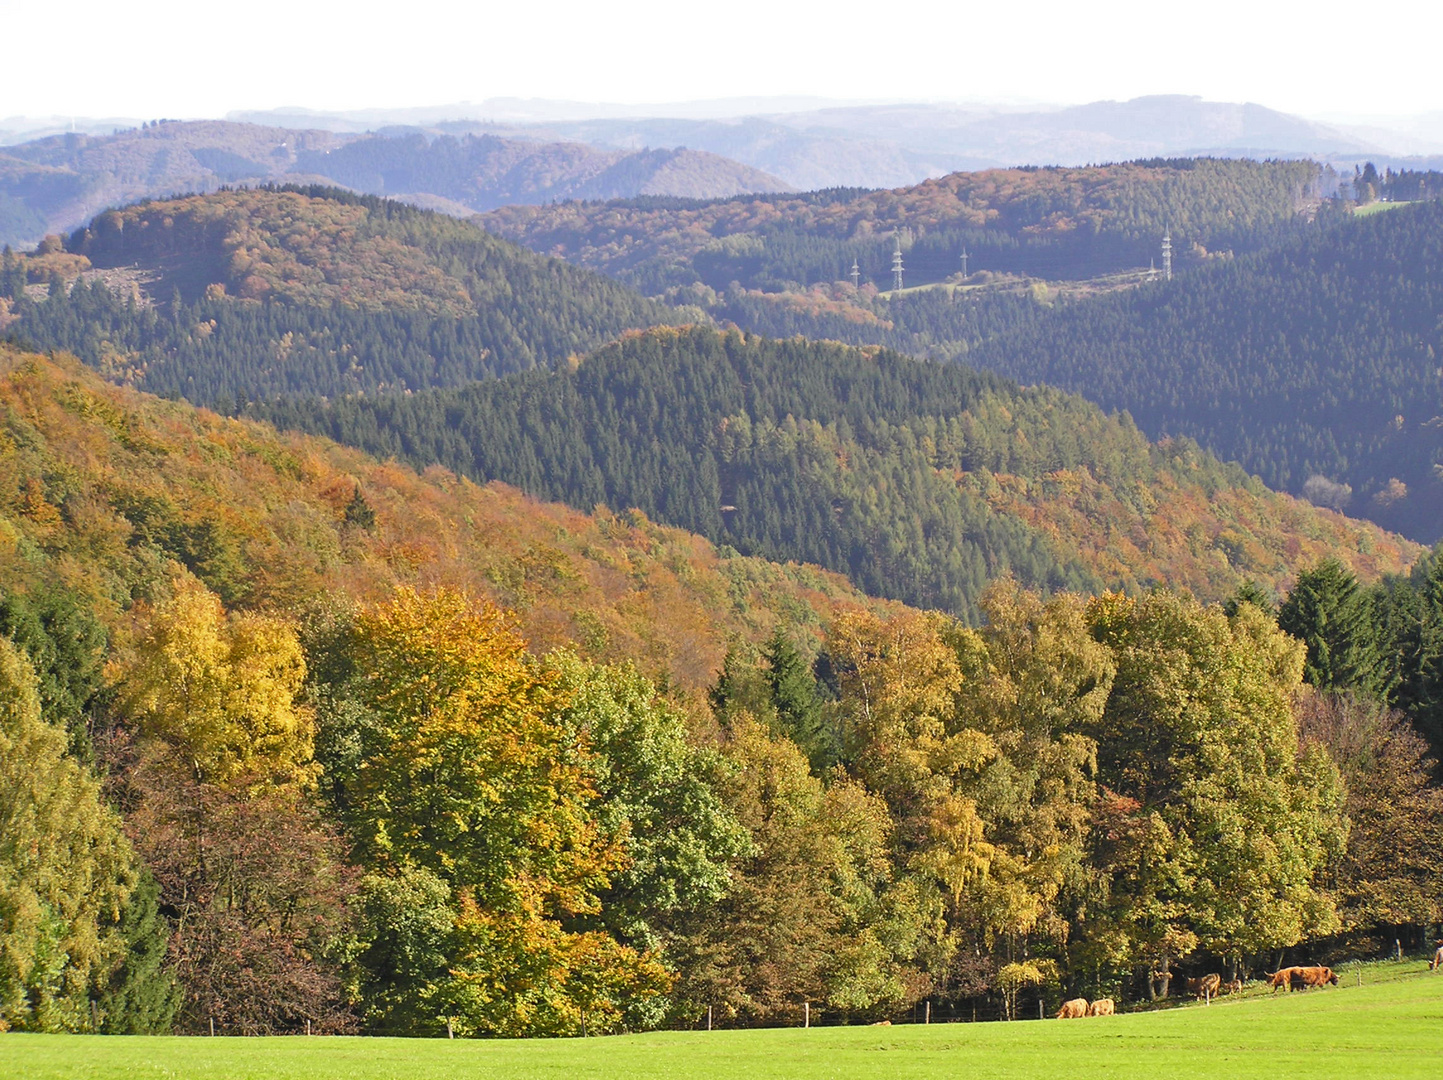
[1221,978,1243,995]
[1296,966,1338,988]
[1184,974,1221,999]
[1087,998,1114,1016]
[1055,998,1089,1019]
[1430,947,1443,971]
[1268,967,1301,993]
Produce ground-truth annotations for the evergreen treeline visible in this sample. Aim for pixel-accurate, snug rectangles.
[1,186,684,401]
[256,326,1083,620]
[252,326,1412,621]
[965,200,1443,541]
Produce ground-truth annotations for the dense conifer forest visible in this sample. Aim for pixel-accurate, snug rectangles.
[965,199,1443,541]
[254,326,1414,620]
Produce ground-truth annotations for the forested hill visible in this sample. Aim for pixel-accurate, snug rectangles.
[967,199,1443,543]
[0,341,883,693]
[0,187,685,401]
[477,158,1321,293]
[254,326,1416,620]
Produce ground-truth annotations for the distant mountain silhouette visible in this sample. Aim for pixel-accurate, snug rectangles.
[233,94,1383,190]
[0,121,787,247]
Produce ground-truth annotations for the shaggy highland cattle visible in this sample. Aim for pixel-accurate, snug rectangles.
[1268,967,1300,992]
[1296,966,1339,988]
[1055,998,1089,1019]
[1271,965,1337,991]
[1087,998,1115,1016]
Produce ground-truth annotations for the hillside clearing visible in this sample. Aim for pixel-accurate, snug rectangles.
[4,962,1440,1080]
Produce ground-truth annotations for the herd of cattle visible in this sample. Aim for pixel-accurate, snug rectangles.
[1054,998,1115,1018]
[1054,965,1345,1018]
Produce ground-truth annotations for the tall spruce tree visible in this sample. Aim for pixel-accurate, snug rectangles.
[763,628,835,773]
[1278,559,1386,698]
[96,871,179,1034]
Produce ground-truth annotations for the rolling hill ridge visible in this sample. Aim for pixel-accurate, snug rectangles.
[254,325,1418,621]
[0,120,788,248]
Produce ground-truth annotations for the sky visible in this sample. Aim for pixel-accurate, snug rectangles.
[5,0,1442,122]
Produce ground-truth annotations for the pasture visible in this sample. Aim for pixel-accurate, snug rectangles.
[3,960,1440,1080]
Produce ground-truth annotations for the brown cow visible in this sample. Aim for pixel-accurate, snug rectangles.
[1430,947,1443,972]
[1087,998,1114,1016]
[1268,967,1301,993]
[1221,978,1243,995]
[1295,966,1338,988]
[1055,998,1088,1019]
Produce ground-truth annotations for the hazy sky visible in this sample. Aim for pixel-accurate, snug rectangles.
[6,0,1441,120]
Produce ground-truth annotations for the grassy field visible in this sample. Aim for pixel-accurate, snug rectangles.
[1353,199,1413,216]
[4,960,1441,1080]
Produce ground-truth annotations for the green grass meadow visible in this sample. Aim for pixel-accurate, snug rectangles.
[4,961,1442,1080]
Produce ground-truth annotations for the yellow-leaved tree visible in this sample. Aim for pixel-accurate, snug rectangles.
[0,637,137,1032]
[118,573,314,787]
[112,573,351,1035]
[335,587,669,1037]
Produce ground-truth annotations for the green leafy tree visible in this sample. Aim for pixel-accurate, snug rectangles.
[94,870,180,1034]
[545,652,751,956]
[679,714,932,1024]
[0,638,138,1032]
[327,587,669,1036]
[1085,591,1346,981]
[0,584,107,754]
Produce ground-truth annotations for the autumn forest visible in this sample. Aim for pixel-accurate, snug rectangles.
[3,152,1443,1041]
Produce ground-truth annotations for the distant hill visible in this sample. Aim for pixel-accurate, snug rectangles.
[234,95,1380,191]
[0,121,787,248]
[965,199,1443,543]
[0,186,685,401]
[0,341,883,692]
[478,157,1322,292]
[293,132,788,211]
[254,326,1418,622]
[0,121,347,247]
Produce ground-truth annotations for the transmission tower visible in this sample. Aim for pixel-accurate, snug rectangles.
[850,259,860,288]
[891,236,904,291]
[1162,227,1172,282]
